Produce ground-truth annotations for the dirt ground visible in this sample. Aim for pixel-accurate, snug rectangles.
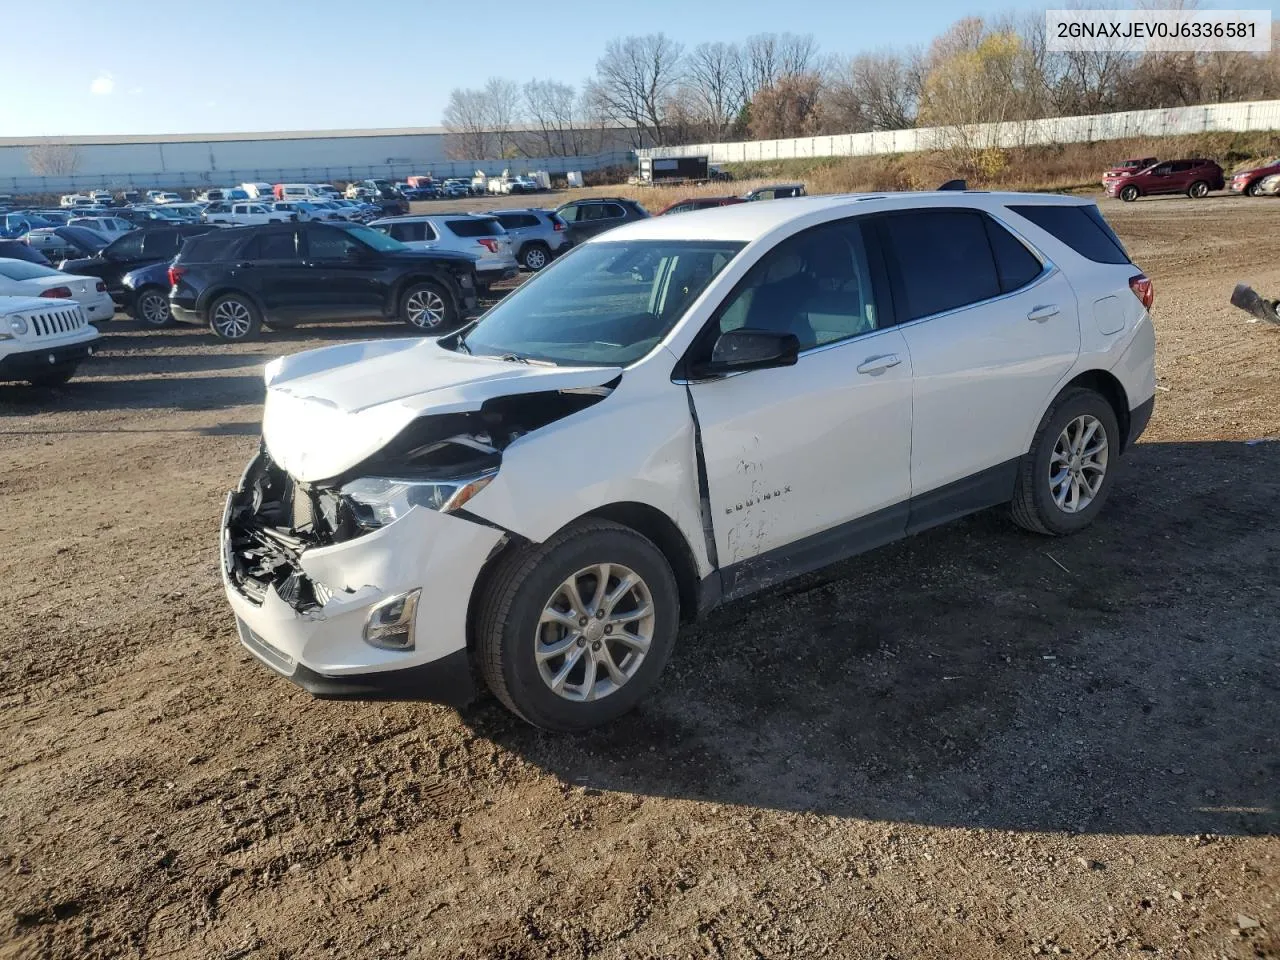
[0,193,1277,960]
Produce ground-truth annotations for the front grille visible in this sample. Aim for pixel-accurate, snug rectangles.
[29,306,85,337]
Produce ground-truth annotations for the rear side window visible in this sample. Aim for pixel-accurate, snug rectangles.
[446,218,503,238]
[983,217,1043,293]
[496,213,539,229]
[601,203,626,219]
[140,231,179,257]
[882,210,999,321]
[180,231,242,262]
[556,205,580,223]
[243,231,298,259]
[1007,204,1130,265]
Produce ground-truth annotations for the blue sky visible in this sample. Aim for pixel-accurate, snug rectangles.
[0,0,1243,137]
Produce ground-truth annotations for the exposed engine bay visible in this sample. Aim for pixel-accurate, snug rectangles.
[223,386,613,612]
[1230,283,1280,326]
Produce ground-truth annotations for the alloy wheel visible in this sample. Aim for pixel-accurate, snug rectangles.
[405,288,446,328]
[534,563,655,703]
[212,299,252,338]
[138,290,170,325]
[524,247,548,270]
[1049,414,1109,513]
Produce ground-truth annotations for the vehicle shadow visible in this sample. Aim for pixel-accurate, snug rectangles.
[467,440,1280,838]
[0,374,265,414]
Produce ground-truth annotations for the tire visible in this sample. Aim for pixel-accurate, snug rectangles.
[475,519,680,731]
[27,365,77,387]
[134,286,172,327]
[1119,184,1139,202]
[1245,180,1263,197]
[520,242,551,271]
[208,294,261,341]
[1011,388,1121,537]
[400,281,455,330]
[1188,180,1210,199]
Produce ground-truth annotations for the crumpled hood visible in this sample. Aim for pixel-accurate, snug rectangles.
[261,338,621,482]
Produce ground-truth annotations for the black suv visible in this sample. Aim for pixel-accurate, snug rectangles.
[168,220,479,340]
[60,224,217,303]
[552,197,648,245]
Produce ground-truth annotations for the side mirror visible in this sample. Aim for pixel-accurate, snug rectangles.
[695,328,800,377]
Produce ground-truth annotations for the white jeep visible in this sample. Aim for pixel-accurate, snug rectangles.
[0,296,99,386]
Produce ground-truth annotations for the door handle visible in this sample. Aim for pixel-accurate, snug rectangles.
[1027,304,1060,322]
[235,261,255,268]
[856,354,901,375]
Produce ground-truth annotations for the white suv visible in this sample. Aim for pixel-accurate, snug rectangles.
[369,214,518,287]
[222,192,1156,731]
[0,296,99,386]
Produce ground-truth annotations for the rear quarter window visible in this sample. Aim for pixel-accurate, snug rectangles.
[180,231,244,262]
[446,218,503,238]
[1006,204,1131,265]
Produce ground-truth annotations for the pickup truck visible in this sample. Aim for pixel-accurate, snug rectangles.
[202,202,293,226]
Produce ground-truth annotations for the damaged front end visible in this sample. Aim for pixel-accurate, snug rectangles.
[223,386,614,614]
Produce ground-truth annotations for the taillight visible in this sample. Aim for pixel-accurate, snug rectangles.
[40,286,72,299]
[168,265,187,287]
[1129,273,1154,311]
[553,219,565,231]
[477,238,498,253]
[95,281,106,292]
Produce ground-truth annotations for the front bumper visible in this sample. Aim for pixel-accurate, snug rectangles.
[1229,179,1250,193]
[0,338,96,378]
[222,471,505,704]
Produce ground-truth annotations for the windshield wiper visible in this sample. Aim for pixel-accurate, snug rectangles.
[499,354,558,366]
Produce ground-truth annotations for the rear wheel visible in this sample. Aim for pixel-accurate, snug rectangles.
[1011,388,1120,537]
[1188,180,1210,199]
[476,519,680,731]
[1119,184,1139,202]
[520,242,550,271]
[400,281,454,330]
[1245,180,1263,197]
[209,294,261,341]
[135,286,172,327]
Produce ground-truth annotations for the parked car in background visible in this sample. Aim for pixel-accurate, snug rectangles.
[68,216,133,239]
[88,190,112,205]
[314,184,342,199]
[1101,157,1158,191]
[371,214,518,288]
[22,225,110,264]
[117,190,142,205]
[489,208,570,271]
[0,240,51,266]
[444,179,472,198]
[271,200,344,222]
[198,188,249,202]
[217,191,1156,730]
[1107,158,1223,200]
[655,196,746,215]
[332,198,378,221]
[302,199,354,220]
[1,213,55,238]
[60,194,93,208]
[553,197,649,245]
[60,224,217,302]
[241,182,275,200]
[120,260,175,327]
[152,192,183,205]
[168,221,480,339]
[1228,158,1280,196]
[0,258,114,325]
[742,183,807,201]
[0,296,98,386]
[1254,172,1280,195]
[33,210,75,225]
[202,202,293,226]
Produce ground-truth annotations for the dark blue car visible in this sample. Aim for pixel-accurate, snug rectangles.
[120,259,175,326]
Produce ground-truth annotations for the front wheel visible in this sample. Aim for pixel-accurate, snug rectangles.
[475,519,680,731]
[1119,184,1139,202]
[1245,180,1263,197]
[1187,180,1210,199]
[208,294,261,341]
[400,281,455,330]
[1011,388,1120,536]
[135,286,172,327]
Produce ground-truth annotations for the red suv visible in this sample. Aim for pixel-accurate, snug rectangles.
[1101,156,1157,191]
[1106,158,1223,201]
[1228,159,1280,196]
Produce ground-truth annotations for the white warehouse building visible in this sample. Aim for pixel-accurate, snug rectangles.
[0,127,636,194]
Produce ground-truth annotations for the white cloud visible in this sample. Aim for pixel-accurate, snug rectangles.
[129,86,143,95]
[89,73,115,96]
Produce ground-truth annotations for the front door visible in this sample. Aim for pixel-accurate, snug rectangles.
[300,225,383,318]
[685,217,913,596]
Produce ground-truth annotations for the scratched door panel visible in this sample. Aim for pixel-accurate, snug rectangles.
[689,327,913,566]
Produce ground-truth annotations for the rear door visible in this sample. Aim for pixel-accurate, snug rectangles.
[878,207,1079,522]
[233,228,308,319]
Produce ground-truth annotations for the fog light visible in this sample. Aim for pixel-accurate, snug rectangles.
[363,589,421,651]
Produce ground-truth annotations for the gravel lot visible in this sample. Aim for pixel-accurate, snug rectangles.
[0,193,1276,959]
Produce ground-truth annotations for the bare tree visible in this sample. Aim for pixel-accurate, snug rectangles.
[826,50,921,132]
[26,141,82,177]
[683,41,745,140]
[442,88,492,160]
[748,73,825,139]
[523,79,581,156]
[591,34,685,146]
[484,77,523,158]
[741,33,820,102]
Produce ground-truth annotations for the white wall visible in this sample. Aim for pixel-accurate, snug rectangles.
[637,99,1280,164]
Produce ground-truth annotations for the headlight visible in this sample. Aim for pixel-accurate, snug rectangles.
[8,316,28,335]
[340,470,496,529]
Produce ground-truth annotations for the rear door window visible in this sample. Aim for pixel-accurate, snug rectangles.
[243,230,299,260]
[141,230,180,258]
[557,205,580,223]
[1006,204,1131,265]
[386,221,428,243]
[106,232,145,259]
[881,210,1000,321]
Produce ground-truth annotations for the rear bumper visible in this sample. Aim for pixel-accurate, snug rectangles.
[170,301,201,326]
[1127,395,1154,449]
[0,339,96,378]
[476,265,519,284]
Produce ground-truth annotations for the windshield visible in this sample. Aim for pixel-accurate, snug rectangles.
[461,239,744,366]
[0,260,61,280]
[341,223,408,252]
